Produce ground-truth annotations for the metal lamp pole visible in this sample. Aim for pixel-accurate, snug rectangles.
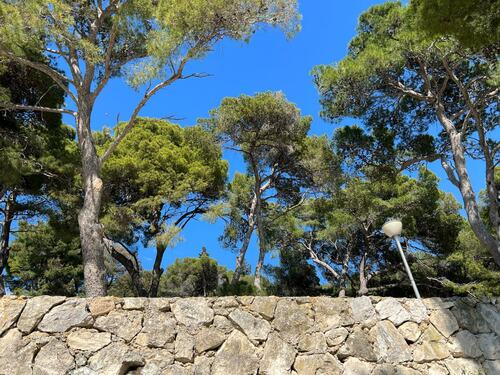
[382,219,421,299]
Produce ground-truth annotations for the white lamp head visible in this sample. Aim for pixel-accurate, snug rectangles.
[382,219,402,238]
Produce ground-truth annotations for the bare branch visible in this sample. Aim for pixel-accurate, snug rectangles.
[440,156,460,188]
[0,51,77,104]
[1,103,77,117]
[388,80,433,102]
[99,57,190,163]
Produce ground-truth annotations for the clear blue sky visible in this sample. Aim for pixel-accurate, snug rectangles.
[63,0,488,274]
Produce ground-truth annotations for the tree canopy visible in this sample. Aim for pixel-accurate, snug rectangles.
[313,1,499,265]
[99,118,227,296]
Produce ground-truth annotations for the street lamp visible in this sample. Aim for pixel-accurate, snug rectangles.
[382,219,421,299]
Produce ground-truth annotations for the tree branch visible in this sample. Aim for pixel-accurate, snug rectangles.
[99,58,190,164]
[0,51,77,103]
[1,104,77,117]
[388,80,433,102]
[440,156,460,187]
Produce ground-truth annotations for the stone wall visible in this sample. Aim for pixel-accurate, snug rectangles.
[0,296,499,375]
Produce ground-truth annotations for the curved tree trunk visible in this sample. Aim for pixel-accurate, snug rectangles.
[253,197,265,291]
[149,243,166,297]
[104,237,147,297]
[436,106,500,266]
[232,193,258,285]
[358,252,369,296]
[77,106,107,297]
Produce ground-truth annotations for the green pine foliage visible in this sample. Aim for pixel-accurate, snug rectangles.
[7,222,83,296]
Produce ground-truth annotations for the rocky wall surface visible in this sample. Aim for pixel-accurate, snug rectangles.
[0,296,499,374]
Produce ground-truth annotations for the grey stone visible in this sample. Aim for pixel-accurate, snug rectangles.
[293,354,342,375]
[26,330,51,346]
[237,296,254,305]
[260,333,297,375]
[194,356,213,375]
[0,329,38,375]
[444,358,484,375]
[161,364,191,375]
[398,321,421,343]
[148,298,170,312]
[135,311,176,348]
[478,333,500,360]
[251,296,277,320]
[298,332,327,354]
[138,348,174,374]
[372,364,421,375]
[430,309,459,338]
[273,299,314,344]
[342,357,374,375]
[0,297,26,335]
[325,327,349,347]
[413,341,450,363]
[122,297,147,310]
[171,298,214,329]
[428,363,449,375]
[478,303,500,335]
[38,299,93,333]
[67,329,111,352]
[314,297,354,330]
[420,324,446,343]
[75,353,87,367]
[213,297,239,316]
[175,331,194,363]
[94,309,142,342]
[213,315,234,334]
[87,342,144,375]
[375,298,411,327]
[351,296,378,327]
[404,299,428,323]
[483,360,500,375]
[212,330,259,375]
[17,296,65,333]
[338,329,376,362]
[452,301,490,333]
[447,330,482,358]
[195,327,226,353]
[228,308,271,341]
[33,339,74,375]
[423,298,454,310]
[371,320,412,363]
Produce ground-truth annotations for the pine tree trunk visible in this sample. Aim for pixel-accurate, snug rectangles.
[77,105,107,297]
[0,191,15,296]
[338,247,351,297]
[149,243,166,297]
[436,106,500,266]
[358,252,369,296]
[253,198,265,291]
[232,193,258,285]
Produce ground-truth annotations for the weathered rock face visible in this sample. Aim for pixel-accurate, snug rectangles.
[0,296,498,374]
[228,308,271,341]
[212,330,259,375]
[17,296,65,333]
[33,339,75,375]
[171,298,214,329]
[67,329,111,352]
[260,333,297,375]
[94,309,142,342]
[38,299,93,333]
[0,297,25,335]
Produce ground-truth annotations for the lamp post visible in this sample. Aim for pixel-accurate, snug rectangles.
[382,219,421,299]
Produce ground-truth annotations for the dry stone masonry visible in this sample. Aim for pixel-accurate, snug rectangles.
[0,295,499,374]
